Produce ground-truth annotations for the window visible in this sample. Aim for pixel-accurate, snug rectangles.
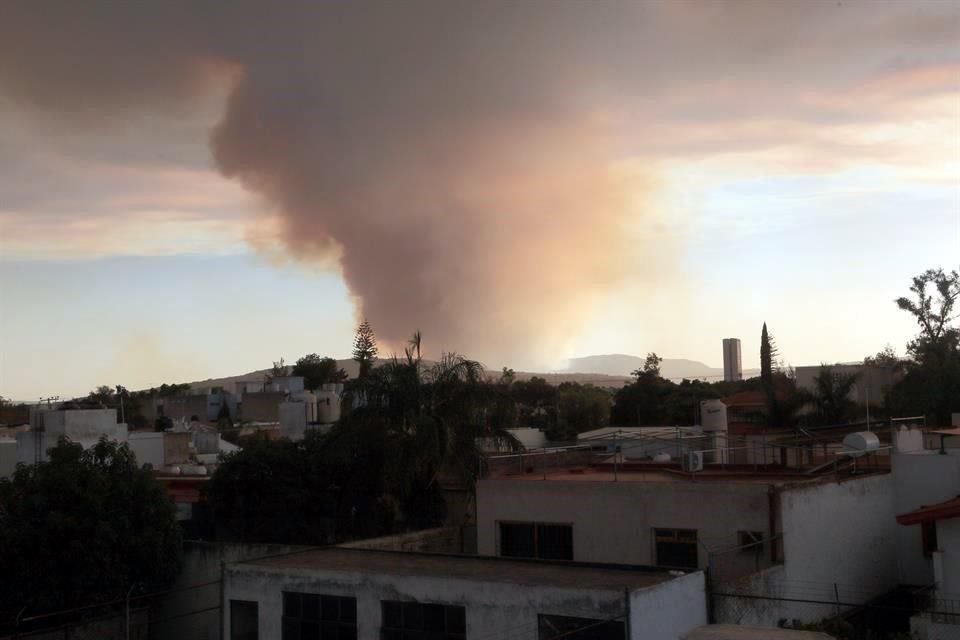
[738,530,763,555]
[281,592,357,640]
[537,614,625,640]
[654,528,698,569]
[381,601,465,640]
[500,522,573,561]
[230,600,258,640]
[922,521,939,557]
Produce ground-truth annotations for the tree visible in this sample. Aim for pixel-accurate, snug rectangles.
[864,345,902,369]
[266,357,288,382]
[632,352,663,378]
[352,320,379,379]
[292,354,348,390]
[896,268,960,346]
[0,438,182,615]
[800,365,860,426]
[890,267,960,425]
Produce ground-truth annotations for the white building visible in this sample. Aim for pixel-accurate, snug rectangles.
[897,496,960,639]
[223,547,708,640]
[476,454,897,627]
[9,408,127,470]
[722,338,742,383]
[794,362,903,409]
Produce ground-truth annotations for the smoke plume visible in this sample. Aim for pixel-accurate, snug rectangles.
[1,1,956,362]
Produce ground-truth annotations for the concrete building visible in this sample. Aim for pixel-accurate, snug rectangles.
[722,338,742,383]
[11,408,127,469]
[476,452,897,627]
[891,427,960,587]
[794,362,903,409]
[223,547,708,640]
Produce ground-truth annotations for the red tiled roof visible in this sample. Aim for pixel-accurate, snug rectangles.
[896,496,960,526]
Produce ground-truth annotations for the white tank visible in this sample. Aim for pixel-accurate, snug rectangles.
[843,431,880,457]
[291,390,319,423]
[700,399,728,432]
[653,452,672,462]
[315,389,341,424]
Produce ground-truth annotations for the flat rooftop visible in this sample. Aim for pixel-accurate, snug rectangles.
[485,463,888,485]
[231,547,681,591]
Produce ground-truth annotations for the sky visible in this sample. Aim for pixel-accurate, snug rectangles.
[0,0,958,400]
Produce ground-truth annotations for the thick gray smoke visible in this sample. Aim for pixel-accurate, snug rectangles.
[1,1,956,362]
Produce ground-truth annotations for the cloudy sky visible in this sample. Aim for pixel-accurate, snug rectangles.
[0,0,958,400]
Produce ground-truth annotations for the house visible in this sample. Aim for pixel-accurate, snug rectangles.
[897,496,960,638]
[476,435,898,627]
[223,547,708,640]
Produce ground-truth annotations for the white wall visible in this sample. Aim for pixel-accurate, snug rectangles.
[225,563,706,640]
[630,571,707,639]
[893,451,960,585]
[0,440,16,477]
[934,518,960,600]
[716,474,898,626]
[128,432,165,468]
[476,478,771,569]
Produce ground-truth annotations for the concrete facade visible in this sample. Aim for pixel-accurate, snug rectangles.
[477,475,771,571]
[240,392,286,423]
[892,449,960,585]
[223,548,707,640]
[477,468,898,627]
[722,338,742,383]
[715,473,898,626]
[794,363,902,408]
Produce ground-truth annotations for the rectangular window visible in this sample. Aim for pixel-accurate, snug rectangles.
[381,600,465,640]
[654,528,699,569]
[230,600,258,640]
[538,614,625,640]
[500,522,573,561]
[922,521,938,557]
[738,530,763,555]
[281,592,357,640]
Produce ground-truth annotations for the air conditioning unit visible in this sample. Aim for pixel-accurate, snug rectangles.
[683,451,704,473]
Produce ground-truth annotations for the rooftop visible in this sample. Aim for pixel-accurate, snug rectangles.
[230,547,682,591]
[684,624,834,640]
[486,462,888,486]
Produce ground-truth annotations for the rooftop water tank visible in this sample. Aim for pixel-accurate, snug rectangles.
[842,431,880,457]
[700,399,728,432]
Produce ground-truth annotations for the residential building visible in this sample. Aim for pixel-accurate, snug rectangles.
[794,362,903,409]
[223,547,708,639]
[897,496,960,638]
[722,338,742,382]
[477,436,898,627]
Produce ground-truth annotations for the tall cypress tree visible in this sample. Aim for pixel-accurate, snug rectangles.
[760,322,780,425]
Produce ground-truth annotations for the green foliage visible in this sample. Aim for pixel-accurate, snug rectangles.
[0,438,182,615]
[352,320,379,379]
[292,353,348,390]
[799,365,861,426]
[889,267,960,425]
[209,333,521,544]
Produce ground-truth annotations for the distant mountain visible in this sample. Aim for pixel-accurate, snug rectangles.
[565,354,722,380]
[180,353,754,395]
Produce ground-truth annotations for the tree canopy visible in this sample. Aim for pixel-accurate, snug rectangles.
[889,267,960,425]
[0,438,182,616]
[291,354,348,390]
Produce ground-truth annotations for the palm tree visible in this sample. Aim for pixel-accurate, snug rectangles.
[800,365,860,426]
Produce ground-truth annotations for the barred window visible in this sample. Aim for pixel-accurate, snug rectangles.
[500,522,573,561]
[381,601,465,640]
[281,592,357,640]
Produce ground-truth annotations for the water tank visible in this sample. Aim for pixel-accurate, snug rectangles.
[843,431,880,457]
[653,452,672,462]
[700,400,728,432]
[315,390,341,424]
